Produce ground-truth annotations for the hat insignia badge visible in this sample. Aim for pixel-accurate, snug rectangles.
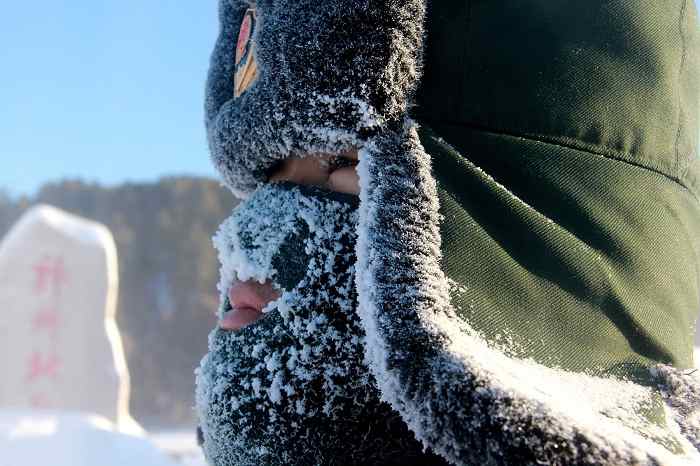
[234,8,258,98]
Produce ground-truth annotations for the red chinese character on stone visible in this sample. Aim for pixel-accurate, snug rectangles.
[25,352,62,382]
[30,393,52,409]
[33,256,68,295]
[33,306,61,332]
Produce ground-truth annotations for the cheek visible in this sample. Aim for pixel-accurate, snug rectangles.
[327,167,360,195]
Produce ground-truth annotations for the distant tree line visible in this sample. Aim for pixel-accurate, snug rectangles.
[0,177,238,428]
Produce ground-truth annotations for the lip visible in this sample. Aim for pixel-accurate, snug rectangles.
[220,305,263,331]
[229,280,272,309]
[219,279,281,331]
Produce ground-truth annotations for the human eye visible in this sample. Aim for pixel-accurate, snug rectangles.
[326,156,358,172]
[325,150,360,173]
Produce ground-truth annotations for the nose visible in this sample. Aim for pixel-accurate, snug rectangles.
[220,279,280,331]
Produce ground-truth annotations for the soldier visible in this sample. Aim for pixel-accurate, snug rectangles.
[197,1,700,465]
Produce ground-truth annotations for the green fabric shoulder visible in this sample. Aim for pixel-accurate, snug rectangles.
[417,0,699,195]
[416,0,700,377]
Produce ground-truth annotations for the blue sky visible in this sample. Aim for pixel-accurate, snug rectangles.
[0,2,219,197]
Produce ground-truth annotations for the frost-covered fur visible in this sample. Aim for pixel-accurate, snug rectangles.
[652,366,700,451]
[205,0,700,464]
[196,185,443,465]
[355,124,700,465]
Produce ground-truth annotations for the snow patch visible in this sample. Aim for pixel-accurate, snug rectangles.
[0,410,178,466]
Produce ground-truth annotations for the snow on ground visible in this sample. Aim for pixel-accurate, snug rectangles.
[151,429,207,466]
[0,410,206,466]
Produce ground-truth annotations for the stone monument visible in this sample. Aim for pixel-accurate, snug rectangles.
[0,205,138,432]
[696,315,700,368]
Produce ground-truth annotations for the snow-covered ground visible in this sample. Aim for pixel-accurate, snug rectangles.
[0,410,206,466]
[151,429,207,466]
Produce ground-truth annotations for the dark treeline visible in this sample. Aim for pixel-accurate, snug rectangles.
[0,177,238,428]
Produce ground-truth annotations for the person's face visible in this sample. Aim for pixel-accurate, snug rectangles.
[219,150,360,332]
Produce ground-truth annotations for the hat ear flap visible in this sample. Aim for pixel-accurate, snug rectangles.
[355,122,700,465]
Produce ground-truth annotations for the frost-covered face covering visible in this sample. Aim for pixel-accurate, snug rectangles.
[195,184,441,466]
